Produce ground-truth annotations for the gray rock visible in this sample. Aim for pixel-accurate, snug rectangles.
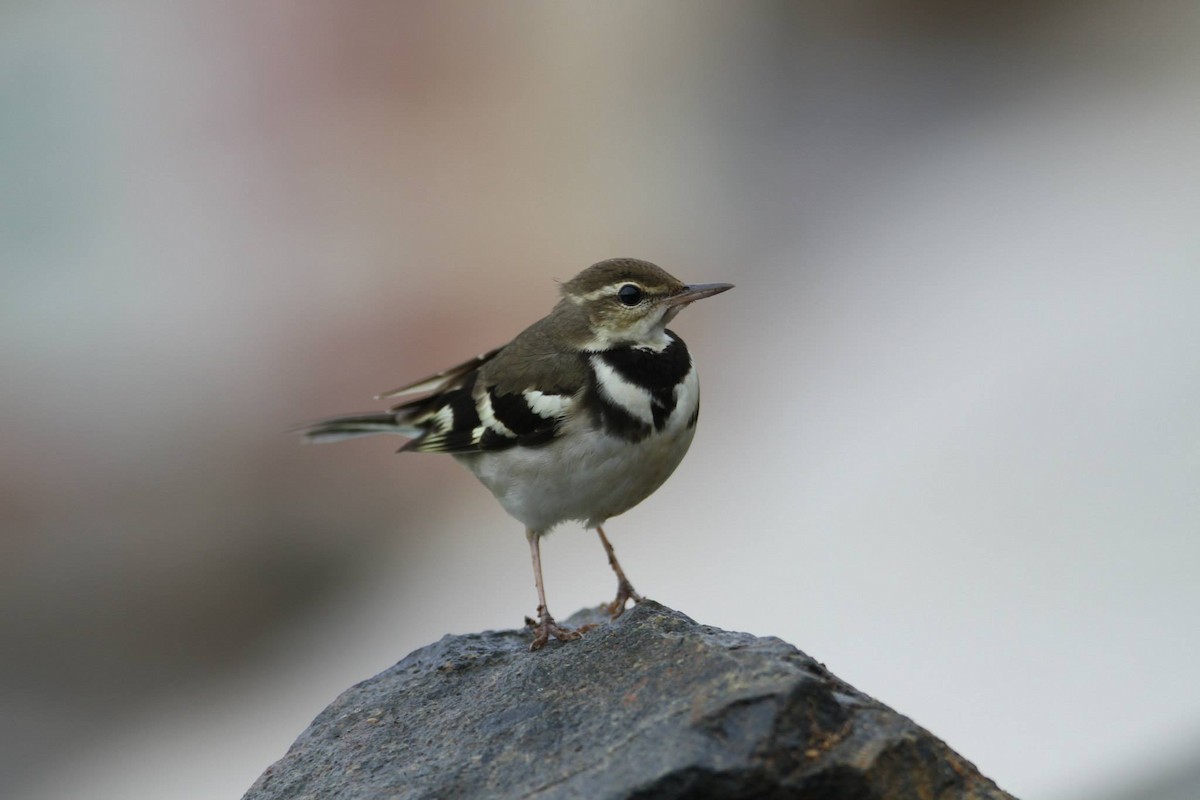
[244,601,1016,800]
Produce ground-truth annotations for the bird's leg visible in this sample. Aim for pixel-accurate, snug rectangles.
[596,525,643,618]
[524,529,581,650]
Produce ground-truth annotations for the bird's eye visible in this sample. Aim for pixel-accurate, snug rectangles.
[617,284,643,306]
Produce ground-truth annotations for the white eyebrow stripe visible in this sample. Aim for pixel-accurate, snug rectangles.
[576,282,637,302]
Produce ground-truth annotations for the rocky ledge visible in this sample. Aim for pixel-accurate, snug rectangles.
[243,601,1015,799]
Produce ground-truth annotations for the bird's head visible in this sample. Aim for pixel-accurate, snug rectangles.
[559,258,733,351]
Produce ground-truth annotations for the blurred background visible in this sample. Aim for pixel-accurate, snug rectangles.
[3,1,1198,798]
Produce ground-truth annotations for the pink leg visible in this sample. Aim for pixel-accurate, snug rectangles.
[525,529,582,650]
[596,525,644,618]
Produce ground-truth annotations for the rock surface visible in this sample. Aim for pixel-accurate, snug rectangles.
[244,602,1016,800]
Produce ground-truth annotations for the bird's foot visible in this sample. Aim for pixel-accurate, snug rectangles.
[604,579,644,619]
[524,611,584,651]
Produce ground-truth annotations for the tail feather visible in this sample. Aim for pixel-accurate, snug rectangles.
[294,412,423,444]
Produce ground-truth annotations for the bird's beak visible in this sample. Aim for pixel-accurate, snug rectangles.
[662,282,735,308]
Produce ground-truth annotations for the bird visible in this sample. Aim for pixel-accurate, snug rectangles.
[297,258,733,649]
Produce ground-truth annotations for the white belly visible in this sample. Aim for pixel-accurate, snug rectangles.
[457,367,700,532]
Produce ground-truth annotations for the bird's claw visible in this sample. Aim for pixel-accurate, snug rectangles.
[525,613,583,650]
[604,579,644,619]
